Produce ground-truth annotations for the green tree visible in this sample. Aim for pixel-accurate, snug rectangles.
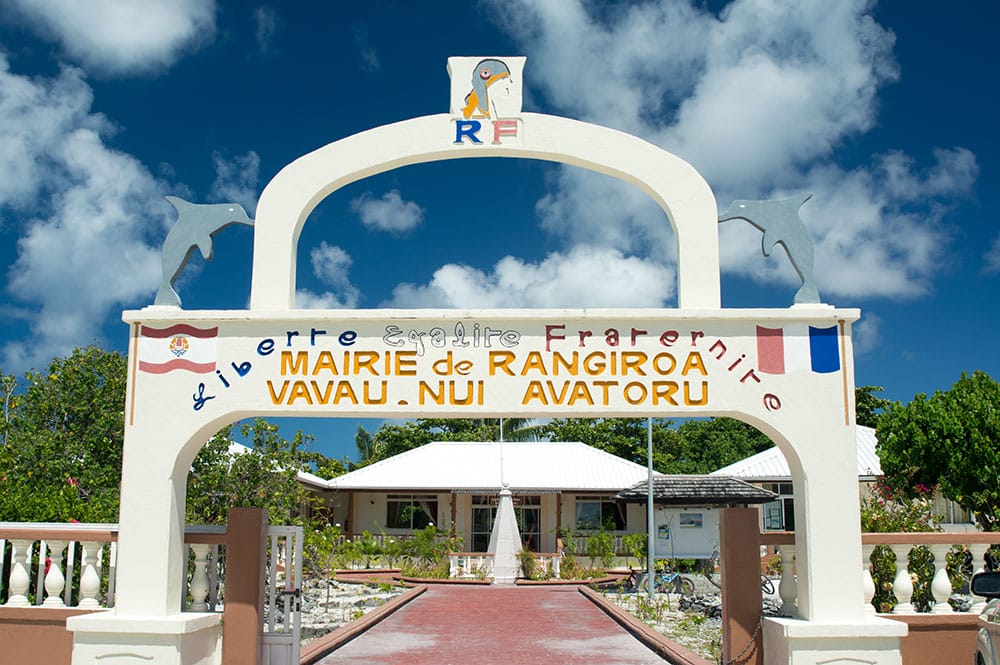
[0,345,339,526]
[856,385,893,428]
[361,417,545,465]
[877,371,1000,529]
[668,417,774,474]
[185,418,331,525]
[0,346,127,522]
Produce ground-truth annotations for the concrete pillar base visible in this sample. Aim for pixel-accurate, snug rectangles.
[762,616,906,665]
[68,611,222,665]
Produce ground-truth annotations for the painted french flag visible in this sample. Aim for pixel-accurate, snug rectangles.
[138,324,218,374]
[756,324,840,375]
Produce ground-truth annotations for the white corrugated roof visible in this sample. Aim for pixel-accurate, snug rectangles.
[324,441,656,492]
[709,425,882,480]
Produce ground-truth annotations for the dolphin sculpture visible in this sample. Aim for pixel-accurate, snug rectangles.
[718,193,820,305]
[154,196,254,307]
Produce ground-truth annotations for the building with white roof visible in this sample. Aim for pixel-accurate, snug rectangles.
[301,440,774,556]
[711,425,973,531]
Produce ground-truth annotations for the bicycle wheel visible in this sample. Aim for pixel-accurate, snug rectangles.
[761,576,775,595]
[678,576,696,596]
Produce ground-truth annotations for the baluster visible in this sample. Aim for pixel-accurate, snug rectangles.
[929,544,954,613]
[5,539,32,607]
[42,540,67,607]
[890,544,915,614]
[78,542,102,608]
[208,544,220,611]
[778,544,797,616]
[861,544,876,615]
[969,543,991,613]
[188,544,212,612]
[63,541,76,606]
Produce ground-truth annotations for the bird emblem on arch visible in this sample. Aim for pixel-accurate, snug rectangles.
[462,58,512,119]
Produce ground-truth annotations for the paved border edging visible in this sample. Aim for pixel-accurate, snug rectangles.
[578,586,714,665]
[299,584,427,665]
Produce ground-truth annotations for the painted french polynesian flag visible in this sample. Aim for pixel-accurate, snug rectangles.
[756,324,840,374]
[138,324,218,374]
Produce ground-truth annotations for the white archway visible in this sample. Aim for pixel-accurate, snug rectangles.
[69,102,906,665]
[249,113,720,311]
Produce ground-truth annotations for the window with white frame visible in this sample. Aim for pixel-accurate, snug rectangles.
[386,495,438,529]
[575,498,626,530]
[761,482,794,531]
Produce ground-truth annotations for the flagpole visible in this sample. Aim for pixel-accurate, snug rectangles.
[647,417,655,597]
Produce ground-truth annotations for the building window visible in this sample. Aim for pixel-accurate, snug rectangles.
[386,495,438,529]
[575,498,626,531]
[761,482,794,531]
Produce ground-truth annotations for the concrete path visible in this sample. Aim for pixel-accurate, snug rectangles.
[313,585,668,665]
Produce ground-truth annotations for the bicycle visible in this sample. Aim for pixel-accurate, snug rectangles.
[623,568,695,595]
[703,548,775,595]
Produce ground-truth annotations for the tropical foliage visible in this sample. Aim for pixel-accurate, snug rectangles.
[0,345,341,526]
[876,371,1000,530]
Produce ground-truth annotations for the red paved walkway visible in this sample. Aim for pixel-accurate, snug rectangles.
[314,585,668,665]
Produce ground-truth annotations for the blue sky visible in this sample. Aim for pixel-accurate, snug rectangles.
[0,1,996,462]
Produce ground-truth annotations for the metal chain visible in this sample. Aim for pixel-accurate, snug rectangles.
[719,618,762,665]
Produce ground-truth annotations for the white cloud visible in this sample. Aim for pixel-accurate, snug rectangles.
[296,242,360,308]
[851,313,881,356]
[0,55,167,371]
[353,22,380,72]
[488,0,977,303]
[8,0,216,76]
[983,236,1000,275]
[384,246,675,308]
[253,6,279,54]
[350,190,424,233]
[210,150,260,213]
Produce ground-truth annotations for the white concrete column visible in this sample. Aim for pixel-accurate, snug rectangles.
[787,423,866,621]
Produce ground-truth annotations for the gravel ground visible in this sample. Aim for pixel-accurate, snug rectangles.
[604,591,724,661]
[299,579,405,643]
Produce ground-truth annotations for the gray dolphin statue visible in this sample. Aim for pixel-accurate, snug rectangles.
[718,193,820,305]
[154,196,254,307]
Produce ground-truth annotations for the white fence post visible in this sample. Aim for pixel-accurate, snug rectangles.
[890,544,915,614]
[79,541,102,608]
[5,539,32,607]
[41,540,68,607]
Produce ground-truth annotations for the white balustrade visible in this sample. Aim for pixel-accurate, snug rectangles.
[760,534,1000,616]
[1,522,225,612]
